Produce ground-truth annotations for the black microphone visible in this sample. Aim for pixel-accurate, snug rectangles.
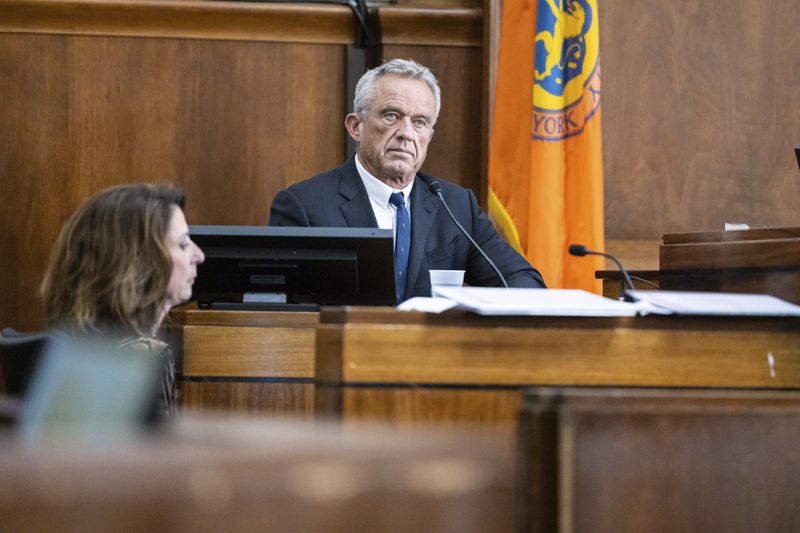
[568,244,637,302]
[420,176,509,288]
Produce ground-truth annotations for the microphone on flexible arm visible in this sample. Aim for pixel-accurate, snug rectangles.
[420,175,509,288]
[568,244,637,302]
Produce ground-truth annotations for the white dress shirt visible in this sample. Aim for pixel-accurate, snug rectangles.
[354,154,414,242]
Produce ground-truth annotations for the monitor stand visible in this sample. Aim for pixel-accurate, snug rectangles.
[207,302,320,312]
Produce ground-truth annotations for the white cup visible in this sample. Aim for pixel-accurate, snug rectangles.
[429,269,465,297]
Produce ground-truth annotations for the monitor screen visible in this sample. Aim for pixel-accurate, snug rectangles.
[189,226,396,308]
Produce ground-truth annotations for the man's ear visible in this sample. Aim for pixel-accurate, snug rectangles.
[344,113,362,142]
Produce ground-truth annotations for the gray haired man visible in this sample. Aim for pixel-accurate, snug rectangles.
[269,59,545,301]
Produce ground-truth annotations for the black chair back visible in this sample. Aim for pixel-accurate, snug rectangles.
[0,329,53,397]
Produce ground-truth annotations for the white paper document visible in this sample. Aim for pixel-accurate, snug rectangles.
[398,287,800,317]
[629,290,800,316]
[429,287,639,316]
[397,297,459,313]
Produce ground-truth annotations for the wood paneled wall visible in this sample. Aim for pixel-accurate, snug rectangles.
[0,1,353,330]
[599,0,800,238]
[2,0,799,329]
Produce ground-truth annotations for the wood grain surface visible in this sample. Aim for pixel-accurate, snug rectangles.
[173,307,318,412]
[378,6,482,47]
[342,387,522,442]
[182,325,315,378]
[314,308,800,444]
[0,0,355,43]
[318,319,800,388]
[181,381,314,417]
[662,226,800,245]
[519,389,800,533]
[661,240,800,270]
[599,0,800,238]
[170,305,319,329]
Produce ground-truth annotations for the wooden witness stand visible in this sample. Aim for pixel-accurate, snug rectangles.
[314,309,800,433]
[173,305,800,442]
[170,305,319,417]
[170,228,800,530]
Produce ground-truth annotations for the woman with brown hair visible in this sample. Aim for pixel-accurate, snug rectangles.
[40,183,205,416]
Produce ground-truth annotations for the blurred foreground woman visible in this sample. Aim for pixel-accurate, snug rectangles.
[40,184,205,417]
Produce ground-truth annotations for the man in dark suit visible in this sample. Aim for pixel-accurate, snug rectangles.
[270,59,545,301]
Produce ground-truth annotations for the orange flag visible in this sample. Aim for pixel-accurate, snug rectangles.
[488,0,604,292]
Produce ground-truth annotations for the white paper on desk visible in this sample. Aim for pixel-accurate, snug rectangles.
[397,297,459,313]
[629,290,800,316]
[432,287,639,316]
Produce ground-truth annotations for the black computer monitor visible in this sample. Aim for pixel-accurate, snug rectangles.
[189,226,396,309]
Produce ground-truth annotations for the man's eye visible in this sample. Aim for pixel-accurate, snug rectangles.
[383,112,399,121]
[414,119,428,128]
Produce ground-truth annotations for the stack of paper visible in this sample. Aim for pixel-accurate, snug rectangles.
[629,290,800,316]
[407,287,638,316]
[398,287,800,317]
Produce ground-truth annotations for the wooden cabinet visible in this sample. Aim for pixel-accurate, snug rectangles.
[170,305,318,418]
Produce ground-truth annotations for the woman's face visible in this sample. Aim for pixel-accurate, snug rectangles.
[165,206,205,310]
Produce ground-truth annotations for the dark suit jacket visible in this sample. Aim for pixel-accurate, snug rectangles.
[269,158,546,299]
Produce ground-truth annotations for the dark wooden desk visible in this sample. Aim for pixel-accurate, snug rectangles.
[315,308,800,441]
[172,305,800,443]
[598,227,800,302]
[170,305,318,417]
[518,388,800,533]
[659,226,800,304]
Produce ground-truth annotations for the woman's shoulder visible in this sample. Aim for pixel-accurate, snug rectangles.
[117,335,169,355]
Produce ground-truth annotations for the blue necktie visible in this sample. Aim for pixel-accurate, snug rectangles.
[389,191,410,303]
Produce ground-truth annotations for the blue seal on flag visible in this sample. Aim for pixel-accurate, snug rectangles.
[532,0,601,141]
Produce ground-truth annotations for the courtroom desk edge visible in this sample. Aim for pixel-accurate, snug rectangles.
[521,387,800,411]
[662,226,800,245]
[315,307,800,389]
[660,239,800,270]
[657,266,800,278]
[318,306,800,333]
[170,303,319,328]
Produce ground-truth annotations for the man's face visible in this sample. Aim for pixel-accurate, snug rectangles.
[346,74,436,188]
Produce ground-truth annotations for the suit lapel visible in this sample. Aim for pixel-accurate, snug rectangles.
[337,159,379,228]
[406,178,440,292]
